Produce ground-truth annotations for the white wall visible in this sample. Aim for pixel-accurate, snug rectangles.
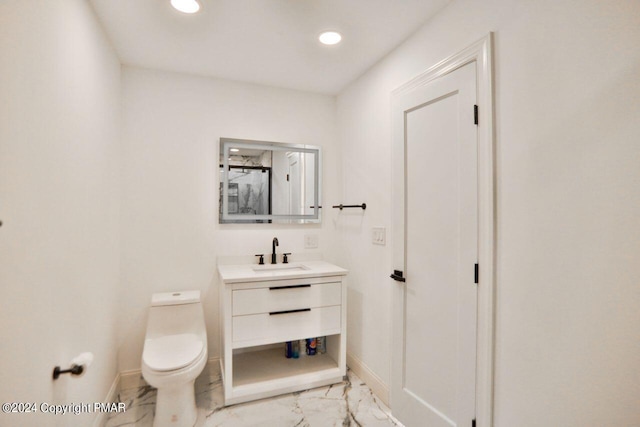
[118,67,340,371]
[0,1,121,426]
[337,0,640,425]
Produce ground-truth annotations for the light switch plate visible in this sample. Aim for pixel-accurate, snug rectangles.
[304,234,319,249]
[372,227,386,245]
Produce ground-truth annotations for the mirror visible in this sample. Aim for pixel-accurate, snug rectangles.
[219,138,321,223]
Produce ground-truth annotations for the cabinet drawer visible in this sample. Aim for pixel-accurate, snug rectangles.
[232,282,341,316]
[233,305,341,346]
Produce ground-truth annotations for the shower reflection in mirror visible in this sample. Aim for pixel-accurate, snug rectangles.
[219,138,321,224]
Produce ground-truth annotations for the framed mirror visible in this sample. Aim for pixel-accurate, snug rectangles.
[219,138,321,223]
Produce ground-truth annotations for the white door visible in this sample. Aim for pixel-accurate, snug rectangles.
[391,62,478,427]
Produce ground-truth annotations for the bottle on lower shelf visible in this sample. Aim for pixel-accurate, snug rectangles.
[306,338,317,356]
[285,337,327,359]
[285,341,293,358]
[292,340,300,359]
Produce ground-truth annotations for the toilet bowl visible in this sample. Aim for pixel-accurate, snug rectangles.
[142,290,207,427]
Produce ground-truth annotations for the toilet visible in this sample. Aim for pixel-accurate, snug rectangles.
[142,290,208,427]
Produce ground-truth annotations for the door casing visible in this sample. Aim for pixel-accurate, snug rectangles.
[390,33,496,427]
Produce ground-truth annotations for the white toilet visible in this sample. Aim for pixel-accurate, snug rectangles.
[142,290,208,427]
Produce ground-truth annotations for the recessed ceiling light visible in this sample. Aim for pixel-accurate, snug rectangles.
[171,0,200,14]
[319,31,342,45]
[230,148,240,152]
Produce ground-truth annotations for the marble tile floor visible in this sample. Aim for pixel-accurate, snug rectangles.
[105,365,403,427]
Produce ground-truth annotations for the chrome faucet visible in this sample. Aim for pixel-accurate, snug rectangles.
[271,237,279,264]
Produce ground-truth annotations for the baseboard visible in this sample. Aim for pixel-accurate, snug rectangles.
[346,352,389,406]
[93,372,121,427]
[119,368,146,391]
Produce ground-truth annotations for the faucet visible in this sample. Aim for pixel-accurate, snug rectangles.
[271,237,279,264]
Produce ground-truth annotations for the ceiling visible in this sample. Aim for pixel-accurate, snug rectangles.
[89,0,449,95]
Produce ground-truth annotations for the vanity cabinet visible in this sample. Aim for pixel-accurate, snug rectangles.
[218,261,347,406]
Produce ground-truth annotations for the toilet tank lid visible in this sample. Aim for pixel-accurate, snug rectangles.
[151,290,201,306]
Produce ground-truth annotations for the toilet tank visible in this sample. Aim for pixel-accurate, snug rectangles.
[145,291,206,340]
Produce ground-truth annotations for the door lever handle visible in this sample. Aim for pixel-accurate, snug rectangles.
[390,270,406,282]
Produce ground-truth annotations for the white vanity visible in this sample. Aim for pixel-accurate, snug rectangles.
[218,260,347,405]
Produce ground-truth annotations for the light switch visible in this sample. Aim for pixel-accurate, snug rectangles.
[304,234,319,249]
[372,227,386,245]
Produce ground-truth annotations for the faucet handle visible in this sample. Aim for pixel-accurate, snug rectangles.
[255,254,265,265]
[282,253,291,264]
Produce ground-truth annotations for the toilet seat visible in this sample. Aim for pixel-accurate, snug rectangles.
[143,333,204,372]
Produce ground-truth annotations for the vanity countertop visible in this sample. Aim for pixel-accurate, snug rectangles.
[218,260,348,284]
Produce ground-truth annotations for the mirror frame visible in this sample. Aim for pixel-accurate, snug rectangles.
[220,137,321,223]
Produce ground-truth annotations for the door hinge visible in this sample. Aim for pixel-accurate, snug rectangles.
[286,174,290,181]
[472,418,476,427]
[474,105,478,125]
[474,263,479,284]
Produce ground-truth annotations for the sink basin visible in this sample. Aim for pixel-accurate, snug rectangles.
[252,263,310,273]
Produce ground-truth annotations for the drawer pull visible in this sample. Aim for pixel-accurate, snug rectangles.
[269,308,311,316]
[268,284,311,290]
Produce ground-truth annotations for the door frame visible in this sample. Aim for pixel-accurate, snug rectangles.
[390,33,496,426]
